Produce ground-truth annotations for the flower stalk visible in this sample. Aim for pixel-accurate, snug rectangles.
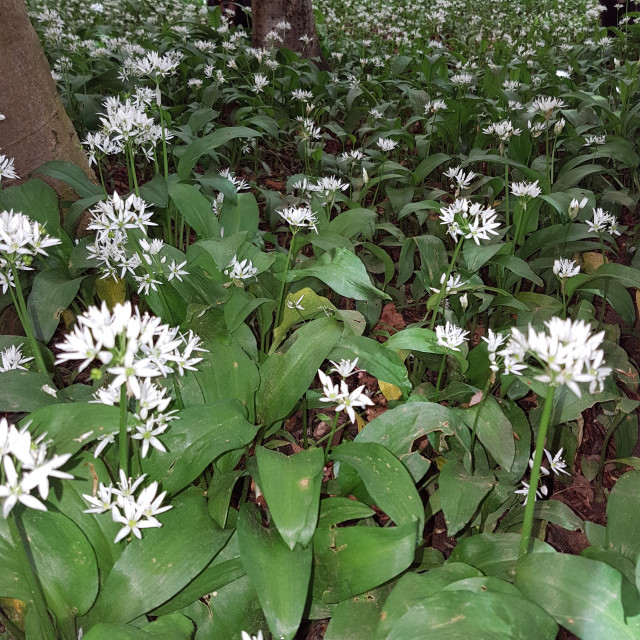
[519,386,556,557]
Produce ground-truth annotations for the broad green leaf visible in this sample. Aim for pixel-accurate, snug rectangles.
[329,208,376,239]
[177,126,260,180]
[449,533,555,580]
[27,268,84,342]
[499,500,584,534]
[412,152,451,184]
[0,371,57,413]
[377,589,558,640]
[438,460,495,536]
[581,547,637,586]
[567,262,640,297]
[45,453,122,577]
[24,403,120,456]
[328,335,411,397]
[256,446,324,549]
[324,585,389,640]
[313,519,418,603]
[88,489,230,624]
[355,401,470,463]
[238,503,312,640]
[491,254,544,287]
[383,326,468,369]
[219,192,259,237]
[552,164,606,192]
[168,182,217,239]
[177,328,259,421]
[256,317,343,425]
[414,235,448,289]
[516,553,640,640]
[142,402,257,494]
[152,532,246,617]
[83,614,194,640]
[208,469,245,528]
[34,161,103,198]
[318,497,375,527]
[377,565,482,635]
[606,470,640,562]
[271,288,338,351]
[331,442,424,531]
[0,510,98,623]
[285,248,390,301]
[454,397,515,470]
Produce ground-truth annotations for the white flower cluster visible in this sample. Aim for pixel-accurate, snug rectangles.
[444,166,476,192]
[224,255,258,282]
[125,49,182,80]
[439,198,501,245]
[56,301,206,395]
[83,470,171,543]
[430,273,468,297]
[587,207,620,236]
[483,119,522,142]
[0,418,72,518]
[0,153,19,184]
[86,192,187,291]
[278,206,318,232]
[0,209,62,294]
[89,96,173,163]
[291,175,349,202]
[511,180,541,201]
[0,344,33,372]
[318,359,373,424]
[436,321,469,352]
[497,318,611,396]
[553,258,580,280]
[515,448,570,505]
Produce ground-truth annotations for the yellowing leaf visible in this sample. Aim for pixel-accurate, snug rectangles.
[379,380,402,401]
[580,251,605,275]
[356,412,367,432]
[95,276,127,308]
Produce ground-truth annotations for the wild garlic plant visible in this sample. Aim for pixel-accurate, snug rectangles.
[0,209,61,373]
[55,301,206,474]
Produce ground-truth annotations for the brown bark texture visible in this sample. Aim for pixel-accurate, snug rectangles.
[0,0,95,194]
[251,0,325,62]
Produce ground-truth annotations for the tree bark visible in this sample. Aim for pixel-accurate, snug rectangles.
[0,0,95,194]
[251,0,326,64]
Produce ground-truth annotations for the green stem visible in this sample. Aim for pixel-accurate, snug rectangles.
[434,353,447,403]
[595,414,622,502]
[598,236,608,328]
[7,512,57,640]
[470,376,493,473]
[9,265,47,374]
[119,385,129,476]
[428,238,463,329]
[324,411,341,461]
[519,386,556,557]
[504,159,510,242]
[275,236,295,329]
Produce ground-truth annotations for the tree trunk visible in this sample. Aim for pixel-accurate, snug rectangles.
[0,0,95,195]
[252,0,326,64]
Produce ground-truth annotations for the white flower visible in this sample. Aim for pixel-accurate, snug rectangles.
[439,198,501,245]
[511,180,541,200]
[587,208,620,236]
[329,358,360,378]
[0,457,48,518]
[286,294,305,311]
[131,419,168,458]
[430,273,467,296]
[514,480,548,506]
[224,255,258,281]
[553,258,580,280]
[112,500,159,543]
[443,166,476,192]
[568,197,588,220]
[334,380,374,424]
[279,206,318,232]
[530,96,566,119]
[436,321,470,352]
[128,50,182,79]
[0,154,19,182]
[241,632,264,640]
[499,318,611,397]
[166,260,188,282]
[0,344,33,372]
[83,482,116,514]
[376,138,399,152]
[318,370,341,403]
[483,120,522,141]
